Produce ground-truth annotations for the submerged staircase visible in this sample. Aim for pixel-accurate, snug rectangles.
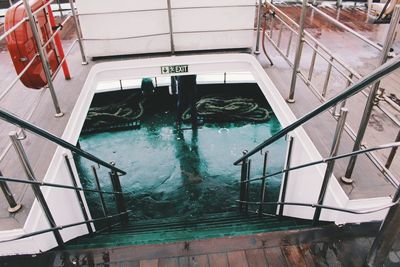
[66,212,315,249]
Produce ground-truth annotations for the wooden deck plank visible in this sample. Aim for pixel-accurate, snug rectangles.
[159,257,179,267]
[245,249,268,267]
[208,253,228,267]
[121,262,140,267]
[264,247,287,267]
[178,256,189,267]
[190,255,209,267]
[281,246,307,267]
[140,259,158,267]
[227,251,249,267]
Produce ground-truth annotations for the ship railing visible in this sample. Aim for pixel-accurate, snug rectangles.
[0,0,86,164]
[0,0,86,115]
[237,25,400,265]
[0,106,129,248]
[262,0,400,187]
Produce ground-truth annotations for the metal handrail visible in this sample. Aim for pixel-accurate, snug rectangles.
[307,4,382,51]
[236,200,396,215]
[0,210,131,244]
[0,175,122,195]
[241,142,400,184]
[0,108,126,174]
[264,2,400,185]
[234,54,400,165]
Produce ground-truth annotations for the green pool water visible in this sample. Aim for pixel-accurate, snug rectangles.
[74,86,287,229]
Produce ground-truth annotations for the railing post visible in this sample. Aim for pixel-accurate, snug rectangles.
[322,57,333,97]
[91,165,110,229]
[56,0,64,17]
[9,131,64,247]
[279,135,294,217]
[254,0,263,54]
[365,186,400,266]
[109,162,128,225]
[308,44,318,81]
[64,154,93,236]
[244,159,252,214]
[385,130,400,169]
[342,5,400,184]
[239,151,248,212]
[68,0,88,64]
[21,0,63,117]
[258,151,269,216]
[287,0,307,103]
[166,0,175,54]
[0,170,22,213]
[313,108,348,224]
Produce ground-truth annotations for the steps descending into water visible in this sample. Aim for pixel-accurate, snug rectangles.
[66,212,317,249]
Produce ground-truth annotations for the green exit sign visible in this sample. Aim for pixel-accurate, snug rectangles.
[161,65,189,74]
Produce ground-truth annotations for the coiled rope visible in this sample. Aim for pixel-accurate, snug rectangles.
[84,93,144,128]
[183,95,271,122]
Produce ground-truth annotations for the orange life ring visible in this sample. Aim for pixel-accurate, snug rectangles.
[5,0,60,89]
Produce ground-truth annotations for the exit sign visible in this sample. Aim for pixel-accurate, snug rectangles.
[161,65,189,74]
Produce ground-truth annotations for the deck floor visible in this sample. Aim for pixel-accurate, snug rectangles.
[3,221,400,266]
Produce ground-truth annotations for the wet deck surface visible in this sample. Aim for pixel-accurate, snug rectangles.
[2,221,400,266]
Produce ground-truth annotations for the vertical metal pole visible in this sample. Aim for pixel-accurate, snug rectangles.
[322,57,333,97]
[64,155,93,235]
[244,159,252,214]
[22,0,63,117]
[254,0,263,54]
[279,135,294,217]
[276,23,284,47]
[334,74,352,117]
[385,130,400,169]
[166,0,175,54]
[0,170,22,213]
[9,0,13,7]
[91,166,109,223]
[308,44,318,81]
[109,162,128,224]
[286,31,294,57]
[342,6,400,183]
[287,0,308,103]
[259,151,268,216]
[313,108,348,224]
[239,152,248,212]
[68,0,88,64]
[56,0,64,17]
[366,186,400,266]
[9,131,64,247]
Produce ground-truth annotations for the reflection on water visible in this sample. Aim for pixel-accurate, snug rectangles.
[75,112,286,224]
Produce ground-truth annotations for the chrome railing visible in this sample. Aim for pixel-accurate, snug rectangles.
[0,115,128,247]
[262,1,400,185]
[0,0,129,246]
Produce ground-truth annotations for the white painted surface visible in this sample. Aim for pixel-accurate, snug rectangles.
[0,53,390,256]
[75,0,255,57]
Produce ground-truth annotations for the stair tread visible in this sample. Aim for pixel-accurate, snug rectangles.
[66,212,316,249]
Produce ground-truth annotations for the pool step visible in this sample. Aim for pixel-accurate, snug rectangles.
[66,212,314,249]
